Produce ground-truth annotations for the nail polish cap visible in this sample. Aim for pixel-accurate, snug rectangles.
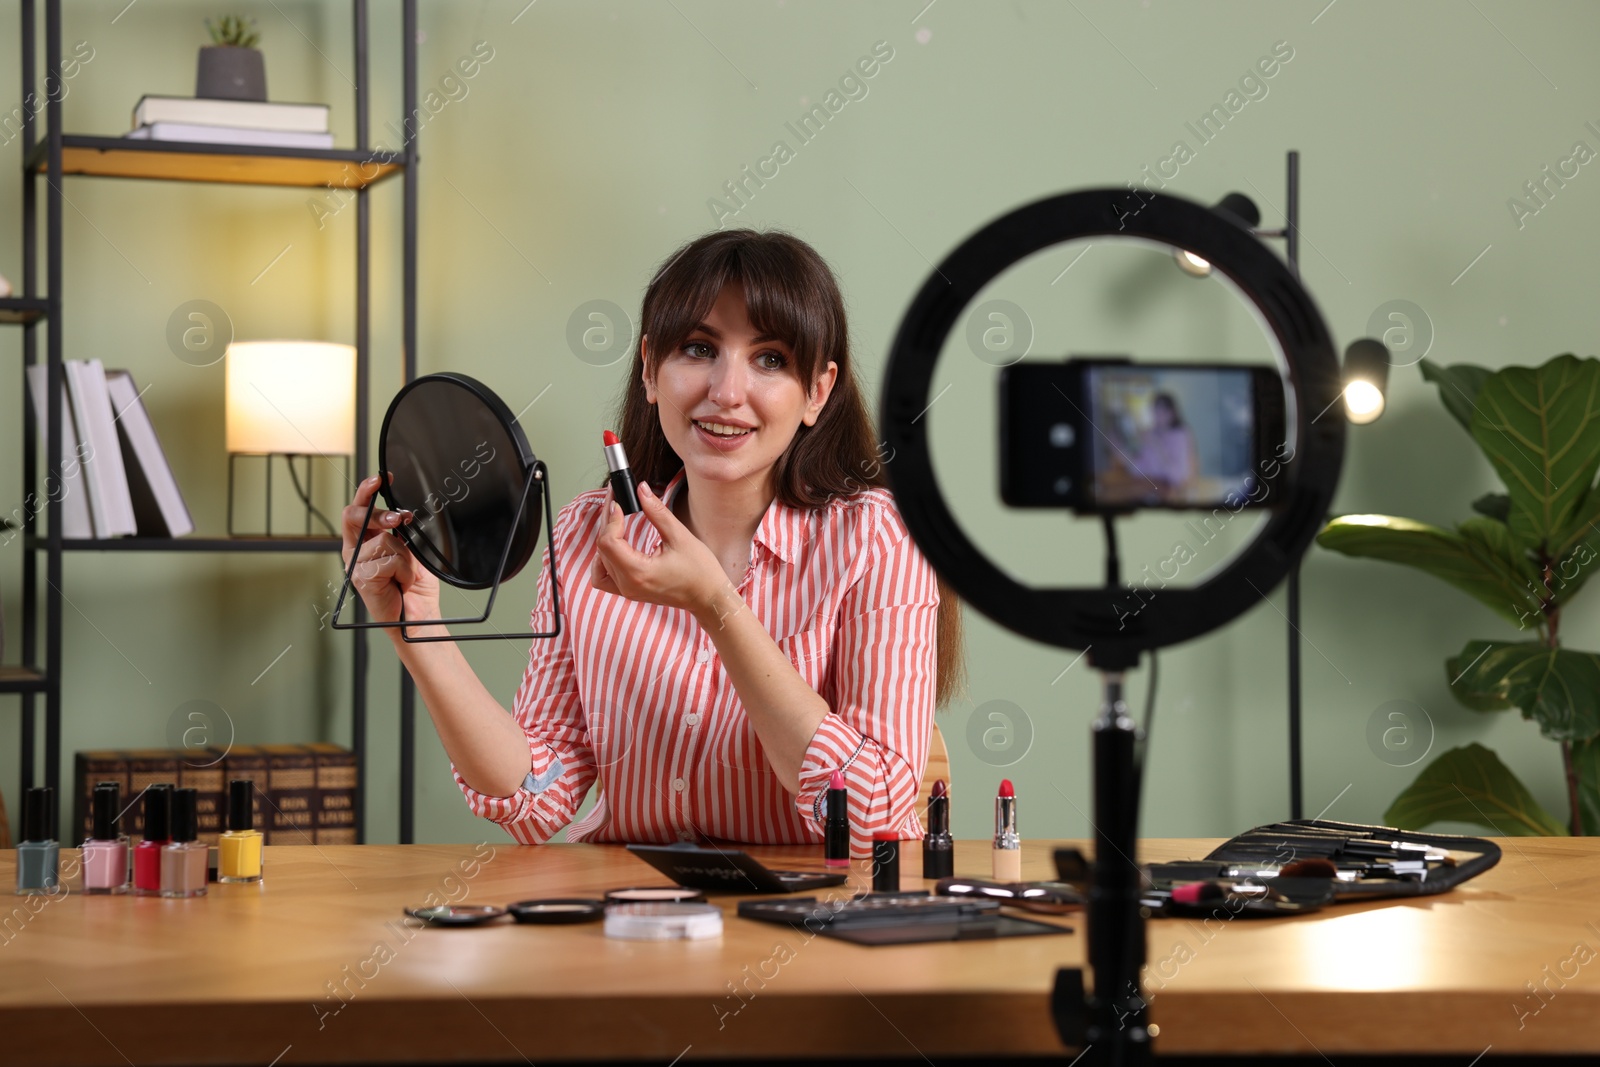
[228,779,255,832]
[143,783,172,841]
[170,788,199,844]
[92,782,120,840]
[21,786,52,843]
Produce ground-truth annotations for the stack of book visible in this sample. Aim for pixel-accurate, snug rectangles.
[73,743,358,846]
[27,360,193,539]
[126,95,332,150]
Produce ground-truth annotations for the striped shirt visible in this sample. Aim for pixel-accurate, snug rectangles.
[451,468,940,852]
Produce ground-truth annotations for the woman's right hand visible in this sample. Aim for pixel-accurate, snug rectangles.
[341,475,440,626]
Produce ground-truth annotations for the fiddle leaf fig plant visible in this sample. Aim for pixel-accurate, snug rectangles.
[1318,354,1600,836]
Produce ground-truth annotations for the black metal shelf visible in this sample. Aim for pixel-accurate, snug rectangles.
[10,0,420,845]
[0,667,47,694]
[25,134,404,189]
[25,534,340,553]
[0,296,46,324]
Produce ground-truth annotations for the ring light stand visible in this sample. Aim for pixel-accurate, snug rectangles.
[880,188,1344,1065]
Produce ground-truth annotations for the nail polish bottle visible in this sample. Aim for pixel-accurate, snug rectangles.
[15,786,59,896]
[218,779,263,884]
[133,784,172,896]
[82,782,130,894]
[160,788,208,898]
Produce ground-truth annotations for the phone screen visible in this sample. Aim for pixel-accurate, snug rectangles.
[999,359,1284,512]
[1085,364,1260,509]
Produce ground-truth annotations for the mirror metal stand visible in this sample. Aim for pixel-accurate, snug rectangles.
[329,462,561,642]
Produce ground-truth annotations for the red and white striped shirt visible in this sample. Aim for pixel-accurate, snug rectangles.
[452,468,940,851]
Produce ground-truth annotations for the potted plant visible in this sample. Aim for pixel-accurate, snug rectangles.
[197,15,265,102]
[1318,354,1600,836]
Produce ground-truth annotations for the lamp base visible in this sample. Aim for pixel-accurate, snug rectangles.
[226,453,349,537]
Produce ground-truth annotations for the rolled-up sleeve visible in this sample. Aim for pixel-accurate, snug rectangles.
[452,515,597,844]
[792,502,939,852]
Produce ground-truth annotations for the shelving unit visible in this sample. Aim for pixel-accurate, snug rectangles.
[7,0,419,842]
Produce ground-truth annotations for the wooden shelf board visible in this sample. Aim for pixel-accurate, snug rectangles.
[32,136,403,189]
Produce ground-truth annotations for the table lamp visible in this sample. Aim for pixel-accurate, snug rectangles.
[225,340,356,536]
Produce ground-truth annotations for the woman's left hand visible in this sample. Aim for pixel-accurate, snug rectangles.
[591,482,728,614]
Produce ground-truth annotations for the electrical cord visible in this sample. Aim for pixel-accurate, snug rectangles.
[285,457,338,536]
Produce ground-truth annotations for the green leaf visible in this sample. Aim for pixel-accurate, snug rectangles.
[1470,355,1600,550]
[1541,484,1600,610]
[1317,515,1543,627]
[1448,639,1600,741]
[1420,359,1494,436]
[1572,737,1600,836]
[1471,492,1511,522]
[1384,743,1568,836]
[1444,643,1515,712]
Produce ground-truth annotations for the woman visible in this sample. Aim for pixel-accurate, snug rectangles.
[342,229,963,849]
[1123,392,1197,502]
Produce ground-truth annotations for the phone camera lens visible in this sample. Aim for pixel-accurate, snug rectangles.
[1049,423,1075,448]
[1054,477,1072,495]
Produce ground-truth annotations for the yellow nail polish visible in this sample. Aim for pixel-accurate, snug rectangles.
[218,779,264,884]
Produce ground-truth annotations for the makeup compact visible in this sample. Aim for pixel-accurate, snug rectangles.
[508,898,606,924]
[406,904,508,927]
[604,902,724,941]
[604,886,706,905]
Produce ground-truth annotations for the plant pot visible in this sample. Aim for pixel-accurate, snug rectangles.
[196,45,266,101]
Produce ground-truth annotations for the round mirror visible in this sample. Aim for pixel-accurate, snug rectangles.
[378,373,541,590]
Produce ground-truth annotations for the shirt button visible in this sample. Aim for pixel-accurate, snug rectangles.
[685,713,700,727]
[696,649,711,664]
[678,829,694,841]
[672,777,687,792]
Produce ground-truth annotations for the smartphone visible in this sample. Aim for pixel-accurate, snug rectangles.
[999,358,1286,513]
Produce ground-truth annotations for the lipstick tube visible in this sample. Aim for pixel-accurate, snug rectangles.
[602,430,641,515]
[993,778,1021,882]
[824,769,850,868]
[922,779,954,880]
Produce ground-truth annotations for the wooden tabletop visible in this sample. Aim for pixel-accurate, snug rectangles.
[3,837,1600,1064]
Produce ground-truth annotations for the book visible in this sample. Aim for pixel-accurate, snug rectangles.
[261,744,317,844]
[73,744,358,846]
[105,370,194,538]
[133,95,329,133]
[64,359,138,538]
[25,364,94,539]
[73,749,132,843]
[126,123,335,150]
[306,742,358,844]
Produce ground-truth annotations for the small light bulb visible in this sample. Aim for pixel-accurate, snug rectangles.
[1344,379,1384,423]
[1174,250,1211,277]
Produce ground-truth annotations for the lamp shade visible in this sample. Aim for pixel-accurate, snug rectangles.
[225,341,356,455]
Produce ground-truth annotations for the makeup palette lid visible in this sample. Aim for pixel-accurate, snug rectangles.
[604,902,723,941]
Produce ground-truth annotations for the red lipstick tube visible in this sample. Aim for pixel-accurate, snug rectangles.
[602,430,641,515]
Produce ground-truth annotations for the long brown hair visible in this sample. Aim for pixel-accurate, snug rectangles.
[615,229,965,709]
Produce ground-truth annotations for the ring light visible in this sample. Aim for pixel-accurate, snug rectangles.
[880,188,1345,669]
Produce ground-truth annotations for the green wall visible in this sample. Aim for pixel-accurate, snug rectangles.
[2,0,1597,846]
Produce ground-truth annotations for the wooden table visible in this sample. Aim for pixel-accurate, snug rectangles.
[3,838,1600,1064]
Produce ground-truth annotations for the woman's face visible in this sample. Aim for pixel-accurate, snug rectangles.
[1152,397,1176,430]
[643,282,837,492]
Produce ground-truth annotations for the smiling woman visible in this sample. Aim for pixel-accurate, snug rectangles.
[342,229,964,853]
